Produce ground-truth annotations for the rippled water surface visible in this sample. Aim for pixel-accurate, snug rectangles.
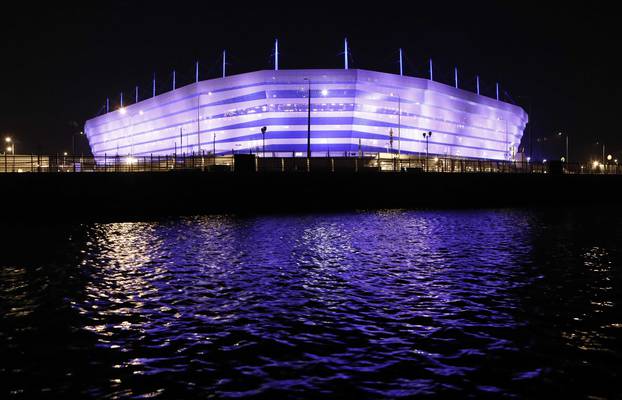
[1,209,621,398]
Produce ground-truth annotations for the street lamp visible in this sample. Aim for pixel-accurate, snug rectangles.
[594,141,606,165]
[557,132,569,163]
[72,130,85,156]
[422,131,432,171]
[4,137,14,155]
[304,78,311,158]
[261,126,267,157]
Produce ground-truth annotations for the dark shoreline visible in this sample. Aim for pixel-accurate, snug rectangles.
[2,171,621,221]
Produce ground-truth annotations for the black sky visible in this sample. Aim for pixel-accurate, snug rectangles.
[0,1,618,161]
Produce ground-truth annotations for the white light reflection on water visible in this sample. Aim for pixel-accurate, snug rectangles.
[2,209,621,398]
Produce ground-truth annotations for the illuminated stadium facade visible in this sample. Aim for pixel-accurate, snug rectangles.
[84,68,528,161]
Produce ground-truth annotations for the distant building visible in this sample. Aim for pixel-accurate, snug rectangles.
[84,69,527,160]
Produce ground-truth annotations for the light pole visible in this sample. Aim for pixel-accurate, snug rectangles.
[212,132,216,165]
[72,130,85,156]
[5,137,14,172]
[197,94,202,156]
[517,95,533,161]
[422,131,432,171]
[5,136,14,155]
[557,131,568,163]
[307,79,312,158]
[397,95,401,159]
[261,126,267,157]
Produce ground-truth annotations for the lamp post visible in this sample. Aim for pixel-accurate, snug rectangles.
[5,136,14,155]
[422,131,432,171]
[197,94,202,156]
[72,130,85,156]
[557,131,569,163]
[212,132,216,166]
[261,126,267,157]
[304,78,311,158]
[4,137,14,172]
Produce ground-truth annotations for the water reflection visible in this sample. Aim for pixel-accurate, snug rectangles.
[1,209,620,398]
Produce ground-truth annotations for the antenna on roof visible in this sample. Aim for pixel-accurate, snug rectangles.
[399,48,403,76]
[222,50,227,78]
[274,39,279,71]
[496,82,500,100]
[172,69,176,90]
[476,75,480,95]
[152,73,156,97]
[454,67,458,88]
[344,38,349,70]
[429,58,433,81]
[195,61,199,83]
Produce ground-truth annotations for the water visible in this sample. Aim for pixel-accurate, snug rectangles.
[1,209,620,398]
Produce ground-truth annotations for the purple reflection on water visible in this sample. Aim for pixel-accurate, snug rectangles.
[1,209,620,398]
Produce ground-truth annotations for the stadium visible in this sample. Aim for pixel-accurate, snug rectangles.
[84,68,528,161]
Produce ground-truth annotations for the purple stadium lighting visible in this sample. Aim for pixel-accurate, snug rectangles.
[86,68,527,161]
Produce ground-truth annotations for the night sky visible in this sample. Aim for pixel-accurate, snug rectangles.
[1,1,617,161]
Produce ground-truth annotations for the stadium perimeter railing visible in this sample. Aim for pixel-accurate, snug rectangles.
[1,153,620,174]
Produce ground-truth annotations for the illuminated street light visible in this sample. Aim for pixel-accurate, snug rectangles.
[607,154,612,161]
[304,78,311,158]
[557,131,569,163]
[422,131,432,171]
[261,126,267,157]
[321,89,328,96]
[4,136,14,155]
[119,107,127,115]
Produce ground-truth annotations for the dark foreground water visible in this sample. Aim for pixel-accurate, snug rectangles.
[1,209,621,399]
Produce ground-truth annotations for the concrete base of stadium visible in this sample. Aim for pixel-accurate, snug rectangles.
[1,170,621,221]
